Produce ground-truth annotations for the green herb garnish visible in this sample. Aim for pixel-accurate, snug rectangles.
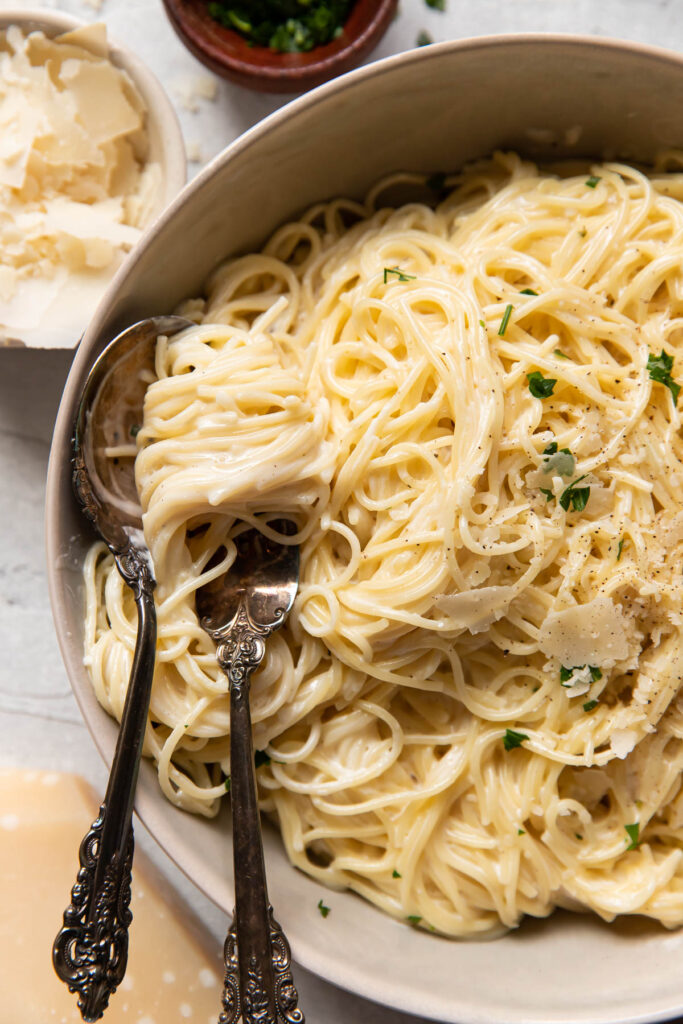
[425,0,446,8]
[224,777,231,792]
[383,266,416,284]
[617,538,625,561]
[207,0,353,52]
[479,319,486,328]
[317,899,330,917]
[554,349,570,359]
[498,303,513,336]
[392,869,402,878]
[625,823,640,850]
[520,288,538,296]
[503,728,529,751]
[540,488,554,502]
[647,350,681,404]
[416,30,433,46]
[527,371,557,399]
[583,700,599,712]
[254,750,271,768]
[585,175,601,188]
[517,828,525,835]
[130,424,140,438]
[407,915,422,925]
[575,833,583,840]
[559,475,590,512]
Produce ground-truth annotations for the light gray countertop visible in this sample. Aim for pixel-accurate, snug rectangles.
[2,1,683,1021]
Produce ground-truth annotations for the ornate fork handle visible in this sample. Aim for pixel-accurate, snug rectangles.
[214,601,304,1024]
[53,546,156,1022]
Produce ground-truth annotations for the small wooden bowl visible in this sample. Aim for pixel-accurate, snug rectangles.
[161,0,398,93]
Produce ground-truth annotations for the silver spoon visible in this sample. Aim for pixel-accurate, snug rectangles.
[52,315,193,1022]
[196,523,304,1024]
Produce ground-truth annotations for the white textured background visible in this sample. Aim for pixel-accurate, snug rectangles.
[2,0,683,1021]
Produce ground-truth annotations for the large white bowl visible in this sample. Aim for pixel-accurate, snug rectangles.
[46,35,683,1024]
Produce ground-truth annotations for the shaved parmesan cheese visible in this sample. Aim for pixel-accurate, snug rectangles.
[434,586,513,633]
[561,665,592,698]
[538,594,629,667]
[611,729,638,759]
[0,24,161,347]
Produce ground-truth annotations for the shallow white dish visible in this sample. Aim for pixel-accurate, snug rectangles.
[47,34,683,1024]
[0,8,186,348]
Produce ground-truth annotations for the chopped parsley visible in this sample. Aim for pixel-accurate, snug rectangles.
[624,823,640,850]
[479,319,486,328]
[392,869,402,878]
[559,475,590,512]
[503,728,529,751]
[425,0,446,8]
[407,915,422,925]
[207,0,352,52]
[254,750,271,769]
[583,700,599,712]
[527,371,556,399]
[517,828,525,835]
[224,777,231,792]
[317,899,330,917]
[585,175,601,188]
[520,288,538,296]
[539,487,554,502]
[383,266,416,284]
[554,349,570,360]
[575,833,583,840]
[130,424,141,438]
[647,350,680,404]
[416,30,433,46]
[498,303,513,336]
[617,538,625,561]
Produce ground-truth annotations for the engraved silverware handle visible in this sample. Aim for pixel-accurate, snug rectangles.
[216,605,303,1024]
[53,549,156,1022]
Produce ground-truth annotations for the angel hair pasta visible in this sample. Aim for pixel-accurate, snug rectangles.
[84,152,683,937]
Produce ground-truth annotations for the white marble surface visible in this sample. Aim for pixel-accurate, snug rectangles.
[3,0,683,1022]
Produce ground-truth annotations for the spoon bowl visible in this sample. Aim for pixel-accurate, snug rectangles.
[72,315,192,546]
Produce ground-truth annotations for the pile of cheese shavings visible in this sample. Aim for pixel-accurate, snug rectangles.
[0,23,161,347]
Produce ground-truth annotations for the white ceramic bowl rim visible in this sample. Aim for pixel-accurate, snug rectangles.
[47,32,683,1024]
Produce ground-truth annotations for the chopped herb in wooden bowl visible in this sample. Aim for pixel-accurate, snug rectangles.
[207,0,355,52]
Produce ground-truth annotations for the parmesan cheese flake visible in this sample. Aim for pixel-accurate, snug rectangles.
[538,594,630,667]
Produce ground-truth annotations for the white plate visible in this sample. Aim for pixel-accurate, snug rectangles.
[47,35,683,1023]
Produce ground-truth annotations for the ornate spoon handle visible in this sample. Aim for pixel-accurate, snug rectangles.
[53,548,156,1022]
[215,603,304,1024]
[220,911,304,1024]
